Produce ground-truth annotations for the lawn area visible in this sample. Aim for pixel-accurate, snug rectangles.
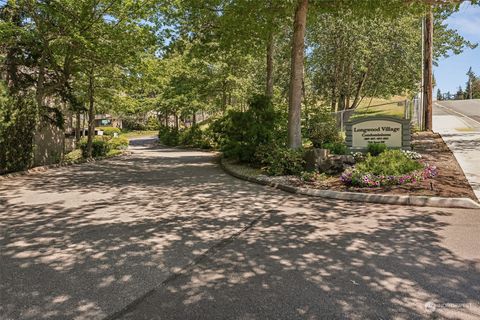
[120,130,159,139]
[352,96,409,119]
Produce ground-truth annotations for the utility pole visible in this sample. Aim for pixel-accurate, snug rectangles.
[423,7,433,131]
[469,78,473,100]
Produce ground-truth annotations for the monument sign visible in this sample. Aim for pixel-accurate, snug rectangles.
[346,116,410,150]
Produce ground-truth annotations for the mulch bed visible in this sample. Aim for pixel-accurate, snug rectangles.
[299,131,476,199]
[234,131,476,200]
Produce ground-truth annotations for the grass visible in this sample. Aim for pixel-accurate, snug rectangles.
[352,96,408,119]
[454,127,476,132]
[120,130,158,139]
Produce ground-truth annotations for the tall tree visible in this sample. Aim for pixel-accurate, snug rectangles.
[287,0,308,149]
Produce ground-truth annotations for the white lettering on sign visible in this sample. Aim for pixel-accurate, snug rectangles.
[352,120,402,148]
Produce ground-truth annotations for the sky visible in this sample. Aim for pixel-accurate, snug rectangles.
[434,3,480,94]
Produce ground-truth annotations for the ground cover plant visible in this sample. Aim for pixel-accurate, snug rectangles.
[341,149,437,187]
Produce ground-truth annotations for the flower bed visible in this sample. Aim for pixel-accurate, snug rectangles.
[340,149,438,187]
[341,164,438,187]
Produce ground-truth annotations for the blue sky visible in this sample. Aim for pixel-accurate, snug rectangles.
[434,3,480,94]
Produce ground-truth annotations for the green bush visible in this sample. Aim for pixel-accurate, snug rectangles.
[341,150,435,187]
[178,125,212,149]
[97,126,121,136]
[323,142,347,155]
[145,116,160,131]
[211,95,281,163]
[122,118,146,131]
[367,143,387,156]
[64,149,82,163]
[107,136,129,150]
[158,126,180,146]
[78,137,111,158]
[307,109,341,148]
[354,150,423,176]
[0,95,37,174]
[255,144,305,176]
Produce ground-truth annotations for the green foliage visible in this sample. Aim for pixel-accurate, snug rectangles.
[367,143,387,156]
[178,125,213,149]
[106,149,123,157]
[0,95,38,174]
[355,150,423,177]
[97,127,121,136]
[323,142,347,155]
[107,136,129,150]
[63,149,82,163]
[78,137,111,158]
[301,171,327,182]
[158,126,180,146]
[307,110,341,148]
[145,116,160,131]
[341,150,436,187]
[212,95,281,163]
[255,144,305,176]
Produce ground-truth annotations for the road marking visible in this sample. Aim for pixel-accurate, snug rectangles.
[435,102,480,127]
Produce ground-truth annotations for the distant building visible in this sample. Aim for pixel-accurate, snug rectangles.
[94,114,123,128]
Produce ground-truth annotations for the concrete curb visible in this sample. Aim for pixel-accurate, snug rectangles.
[0,151,131,181]
[220,159,480,209]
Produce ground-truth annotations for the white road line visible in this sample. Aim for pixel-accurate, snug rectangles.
[435,102,480,127]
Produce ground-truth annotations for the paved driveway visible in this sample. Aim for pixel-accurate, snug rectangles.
[1,141,480,319]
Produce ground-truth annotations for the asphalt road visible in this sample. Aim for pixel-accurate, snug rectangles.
[434,99,480,124]
[1,140,480,320]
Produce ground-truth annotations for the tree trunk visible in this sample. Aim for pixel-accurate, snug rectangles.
[423,8,433,131]
[338,93,345,111]
[174,113,179,129]
[75,110,81,142]
[331,84,337,112]
[266,31,274,97]
[35,54,46,109]
[86,70,95,158]
[287,0,308,149]
[222,81,227,113]
[192,112,196,125]
[349,71,368,109]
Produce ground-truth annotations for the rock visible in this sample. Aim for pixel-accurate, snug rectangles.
[318,154,355,175]
[304,148,330,172]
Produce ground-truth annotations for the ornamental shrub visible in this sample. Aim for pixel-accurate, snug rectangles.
[107,136,129,150]
[307,109,341,148]
[340,150,436,187]
[178,125,212,149]
[356,150,423,176]
[97,126,121,136]
[78,137,111,158]
[367,142,387,156]
[255,144,305,176]
[64,149,82,163]
[211,95,281,163]
[323,142,347,155]
[158,126,180,146]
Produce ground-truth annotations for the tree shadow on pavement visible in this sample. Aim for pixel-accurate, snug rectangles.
[120,205,480,320]
[1,145,479,320]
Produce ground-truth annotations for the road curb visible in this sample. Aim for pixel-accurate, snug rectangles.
[220,158,480,209]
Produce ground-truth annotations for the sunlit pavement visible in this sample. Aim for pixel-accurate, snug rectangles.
[433,100,480,200]
[1,139,480,320]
